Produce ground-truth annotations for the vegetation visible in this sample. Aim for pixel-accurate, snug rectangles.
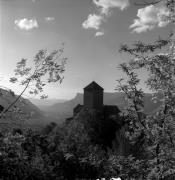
[0,0,174,179]
[115,37,175,179]
[112,0,175,179]
[0,45,66,118]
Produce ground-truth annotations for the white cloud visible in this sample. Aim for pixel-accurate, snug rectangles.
[82,0,130,37]
[45,17,55,21]
[130,4,170,33]
[95,31,104,36]
[82,14,103,30]
[93,0,129,14]
[15,18,38,30]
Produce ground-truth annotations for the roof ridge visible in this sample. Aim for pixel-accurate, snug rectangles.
[84,81,103,90]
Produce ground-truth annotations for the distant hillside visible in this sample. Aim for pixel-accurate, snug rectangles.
[29,98,66,109]
[0,88,42,117]
[40,93,83,121]
[0,88,161,127]
[41,92,163,122]
[0,88,53,127]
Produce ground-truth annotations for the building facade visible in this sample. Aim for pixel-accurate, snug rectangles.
[83,81,103,110]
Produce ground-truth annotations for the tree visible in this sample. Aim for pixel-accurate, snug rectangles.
[114,1,175,178]
[0,45,67,118]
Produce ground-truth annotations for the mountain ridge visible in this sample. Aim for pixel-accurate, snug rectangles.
[0,88,162,126]
[0,88,53,127]
[39,92,162,123]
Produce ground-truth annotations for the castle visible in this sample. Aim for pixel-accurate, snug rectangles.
[66,81,129,153]
[70,81,120,119]
[84,81,104,110]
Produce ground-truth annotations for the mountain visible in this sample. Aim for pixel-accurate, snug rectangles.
[0,88,52,128]
[40,93,83,121]
[29,98,66,109]
[41,92,163,123]
[0,87,162,127]
[0,88,42,117]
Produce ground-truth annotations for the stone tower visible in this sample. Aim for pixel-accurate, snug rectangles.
[83,81,103,110]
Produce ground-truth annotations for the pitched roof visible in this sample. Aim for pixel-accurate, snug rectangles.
[84,81,103,91]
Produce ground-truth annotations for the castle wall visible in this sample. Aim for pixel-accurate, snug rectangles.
[84,89,103,109]
[84,90,94,108]
[92,90,103,109]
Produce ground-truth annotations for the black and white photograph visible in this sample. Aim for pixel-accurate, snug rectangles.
[0,0,175,179]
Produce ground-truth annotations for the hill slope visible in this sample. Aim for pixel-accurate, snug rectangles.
[41,92,162,122]
[0,88,42,116]
[0,88,48,127]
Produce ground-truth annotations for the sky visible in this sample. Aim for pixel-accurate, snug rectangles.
[0,0,173,99]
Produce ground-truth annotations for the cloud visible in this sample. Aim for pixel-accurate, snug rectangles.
[95,31,104,36]
[130,4,170,33]
[82,14,103,30]
[93,0,129,14]
[45,17,55,21]
[82,0,130,36]
[15,18,38,30]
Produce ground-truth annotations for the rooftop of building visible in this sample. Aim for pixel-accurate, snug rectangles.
[84,81,104,91]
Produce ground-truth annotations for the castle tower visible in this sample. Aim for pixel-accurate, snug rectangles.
[83,81,103,110]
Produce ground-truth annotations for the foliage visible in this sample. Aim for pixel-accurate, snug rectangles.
[0,121,105,179]
[0,108,124,180]
[0,1,174,179]
[1,45,66,118]
[115,14,175,180]
[107,1,175,179]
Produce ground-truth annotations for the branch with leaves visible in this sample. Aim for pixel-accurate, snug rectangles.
[1,45,67,117]
[117,32,175,179]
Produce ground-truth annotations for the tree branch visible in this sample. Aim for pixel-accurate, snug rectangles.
[1,79,31,116]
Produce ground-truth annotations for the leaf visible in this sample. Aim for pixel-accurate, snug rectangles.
[9,77,18,83]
